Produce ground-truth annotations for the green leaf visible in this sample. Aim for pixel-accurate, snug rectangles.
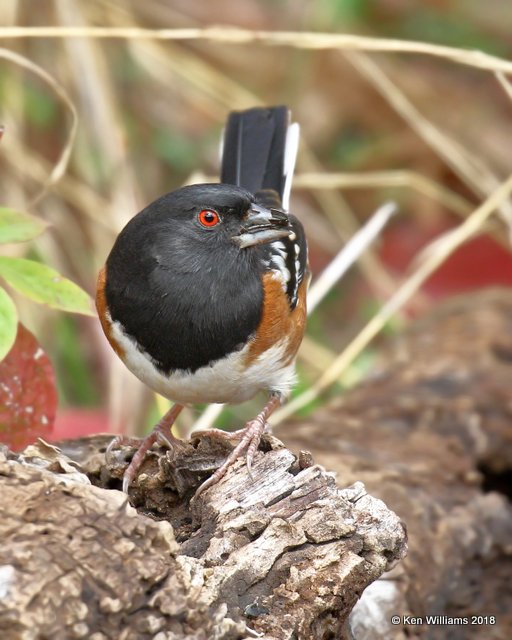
[0,256,95,316]
[0,285,18,361]
[0,208,49,244]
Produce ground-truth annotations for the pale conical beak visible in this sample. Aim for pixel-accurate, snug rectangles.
[231,203,291,248]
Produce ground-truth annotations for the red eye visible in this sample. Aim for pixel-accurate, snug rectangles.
[198,209,220,227]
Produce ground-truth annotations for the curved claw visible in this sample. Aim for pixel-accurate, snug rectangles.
[107,403,185,493]
[122,474,131,494]
[155,430,176,449]
[105,435,141,465]
[105,436,121,465]
[194,415,268,499]
[245,454,254,480]
[245,420,268,478]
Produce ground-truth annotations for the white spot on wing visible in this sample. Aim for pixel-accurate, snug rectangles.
[269,240,291,290]
[272,241,287,257]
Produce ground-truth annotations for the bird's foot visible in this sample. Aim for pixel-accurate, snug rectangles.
[193,416,270,499]
[106,404,184,493]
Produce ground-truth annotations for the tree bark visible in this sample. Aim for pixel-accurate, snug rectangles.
[0,431,405,640]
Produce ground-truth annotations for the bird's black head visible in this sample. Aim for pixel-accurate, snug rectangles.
[141,183,290,257]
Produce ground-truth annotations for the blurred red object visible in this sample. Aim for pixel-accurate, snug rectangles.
[0,324,57,451]
[380,221,512,298]
[51,409,110,441]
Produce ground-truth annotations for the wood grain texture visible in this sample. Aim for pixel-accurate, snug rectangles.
[0,433,405,640]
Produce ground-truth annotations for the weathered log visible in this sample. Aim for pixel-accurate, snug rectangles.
[0,429,406,640]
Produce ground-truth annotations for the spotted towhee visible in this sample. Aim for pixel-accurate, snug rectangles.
[96,106,308,496]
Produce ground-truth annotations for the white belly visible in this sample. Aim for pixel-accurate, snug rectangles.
[110,319,296,404]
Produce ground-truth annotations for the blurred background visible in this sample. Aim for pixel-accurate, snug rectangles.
[1,0,512,444]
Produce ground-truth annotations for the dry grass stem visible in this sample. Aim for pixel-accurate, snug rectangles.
[299,336,337,371]
[273,173,512,424]
[345,51,512,226]
[496,71,512,102]
[2,135,116,231]
[0,47,77,204]
[293,171,472,216]
[297,147,400,303]
[191,403,225,433]
[1,26,512,74]
[307,202,397,314]
[202,169,472,218]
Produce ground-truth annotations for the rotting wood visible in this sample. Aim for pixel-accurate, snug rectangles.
[0,430,406,640]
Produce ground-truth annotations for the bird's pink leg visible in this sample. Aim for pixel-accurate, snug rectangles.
[106,403,184,493]
[194,393,283,498]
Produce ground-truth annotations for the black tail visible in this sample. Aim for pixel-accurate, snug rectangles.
[221,106,292,204]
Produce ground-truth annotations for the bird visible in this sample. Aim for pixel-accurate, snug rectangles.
[96,106,309,497]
